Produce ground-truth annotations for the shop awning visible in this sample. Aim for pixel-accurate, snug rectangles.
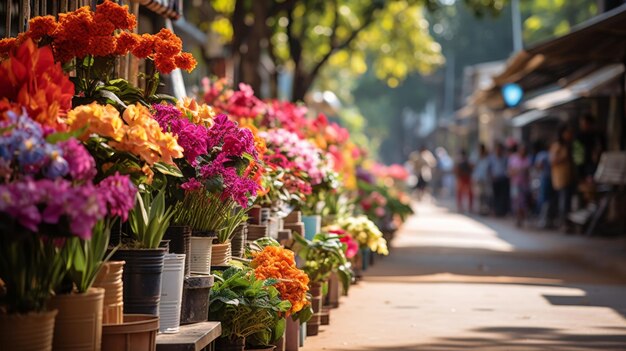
[509,109,549,128]
[474,4,626,107]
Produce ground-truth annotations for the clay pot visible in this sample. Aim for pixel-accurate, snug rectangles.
[163,225,192,276]
[248,207,271,225]
[190,236,213,274]
[93,261,125,324]
[211,242,231,267]
[180,274,214,324]
[101,314,159,351]
[284,316,299,351]
[0,309,58,351]
[159,254,185,333]
[306,282,323,336]
[246,224,269,242]
[216,337,246,351]
[49,287,105,351]
[283,223,304,237]
[284,211,302,224]
[324,272,340,309]
[111,248,166,315]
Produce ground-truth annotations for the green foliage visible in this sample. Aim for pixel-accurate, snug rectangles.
[174,191,233,236]
[129,188,177,248]
[520,0,597,45]
[292,233,352,292]
[209,267,291,344]
[61,220,116,293]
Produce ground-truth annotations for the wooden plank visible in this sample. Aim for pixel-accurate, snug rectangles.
[594,152,626,185]
[156,321,222,351]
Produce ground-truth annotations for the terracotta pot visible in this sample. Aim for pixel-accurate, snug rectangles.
[247,206,270,225]
[306,282,323,336]
[246,224,269,242]
[211,242,231,267]
[216,336,246,351]
[180,274,214,324]
[111,248,166,315]
[0,309,57,351]
[93,261,125,324]
[190,236,213,274]
[163,225,192,276]
[324,272,340,308]
[101,314,158,351]
[159,254,185,333]
[49,287,105,351]
[283,223,304,237]
[284,211,302,224]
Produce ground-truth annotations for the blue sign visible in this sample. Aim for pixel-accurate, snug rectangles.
[502,83,523,107]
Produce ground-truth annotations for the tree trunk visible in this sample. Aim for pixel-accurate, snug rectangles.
[291,66,311,102]
[233,0,270,95]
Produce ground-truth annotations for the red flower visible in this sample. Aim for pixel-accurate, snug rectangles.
[95,0,136,30]
[174,52,197,72]
[27,15,59,41]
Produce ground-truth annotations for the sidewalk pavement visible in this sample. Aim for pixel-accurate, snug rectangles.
[427,197,626,278]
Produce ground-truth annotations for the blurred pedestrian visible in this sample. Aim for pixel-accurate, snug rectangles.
[488,142,510,217]
[472,143,491,215]
[435,147,455,198]
[550,124,575,230]
[454,148,473,213]
[573,114,605,205]
[508,143,531,227]
[409,145,437,201]
[533,140,554,228]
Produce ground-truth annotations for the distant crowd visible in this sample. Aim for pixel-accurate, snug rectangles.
[409,115,605,231]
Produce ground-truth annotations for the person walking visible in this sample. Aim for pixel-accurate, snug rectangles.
[409,146,437,201]
[472,143,491,215]
[550,124,575,230]
[488,142,510,217]
[508,143,531,227]
[454,149,473,213]
[533,141,554,228]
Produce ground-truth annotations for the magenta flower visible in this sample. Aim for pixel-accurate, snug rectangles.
[152,103,210,164]
[97,173,137,222]
[59,138,97,181]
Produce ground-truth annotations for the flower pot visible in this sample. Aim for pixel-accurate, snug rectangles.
[159,254,185,333]
[101,314,158,351]
[324,272,340,308]
[49,287,105,351]
[216,336,246,351]
[301,215,321,240]
[284,211,301,224]
[93,261,125,324]
[306,282,323,337]
[0,309,57,351]
[268,217,279,239]
[247,224,269,242]
[284,317,299,351]
[360,248,371,271]
[180,274,214,324]
[231,224,248,258]
[163,225,192,276]
[283,223,304,237]
[111,248,166,315]
[248,206,270,225]
[190,236,213,274]
[211,242,231,267]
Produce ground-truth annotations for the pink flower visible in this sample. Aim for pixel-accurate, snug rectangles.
[340,234,359,259]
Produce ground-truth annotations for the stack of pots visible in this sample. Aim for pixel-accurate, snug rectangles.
[231,224,248,258]
[211,240,232,267]
[159,254,186,333]
[306,282,324,337]
[181,229,216,325]
[246,224,269,243]
[94,260,160,351]
[163,226,192,276]
[283,211,305,238]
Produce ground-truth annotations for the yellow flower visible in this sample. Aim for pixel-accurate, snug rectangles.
[176,97,215,127]
[66,102,125,141]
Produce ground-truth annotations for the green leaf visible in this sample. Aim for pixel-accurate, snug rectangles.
[153,162,183,177]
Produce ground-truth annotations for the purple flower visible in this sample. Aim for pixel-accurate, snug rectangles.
[59,139,97,181]
[97,173,137,222]
[181,177,203,192]
[152,103,209,164]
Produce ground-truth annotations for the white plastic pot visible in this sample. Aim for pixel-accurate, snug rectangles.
[159,254,186,333]
[190,237,213,274]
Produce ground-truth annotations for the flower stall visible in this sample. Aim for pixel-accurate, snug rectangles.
[0,2,415,351]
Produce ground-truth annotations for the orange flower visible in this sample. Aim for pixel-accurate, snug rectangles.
[252,246,310,316]
[65,102,125,141]
[0,38,17,58]
[91,13,116,36]
[89,35,116,57]
[154,53,177,74]
[154,28,182,56]
[131,33,155,59]
[54,6,94,60]
[0,38,74,129]
[174,52,197,72]
[114,31,139,56]
[95,0,136,31]
[176,97,215,127]
[27,15,59,41]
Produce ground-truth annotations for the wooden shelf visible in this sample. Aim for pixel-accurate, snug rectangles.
[156,321,221,351]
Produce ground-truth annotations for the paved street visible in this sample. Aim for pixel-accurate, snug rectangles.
[302,201,626,351]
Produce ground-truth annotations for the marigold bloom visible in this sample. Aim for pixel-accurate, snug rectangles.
[174,52,197,72]
[0,38,17,58]
[114,31,139,56]
[131,33,155,59]
[89,35,116,57]
[54,6,94,59]
[27,15,59,41]
[154,53,176,74]
[154,28,182,56]
[95,0,136,30]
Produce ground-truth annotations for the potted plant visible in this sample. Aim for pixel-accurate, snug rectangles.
[111,187,176,315]
[212,206,248,266]
[209,267,291,351]
[291,233,352,336]
[247,239,313,350]
[337,216,388,272]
